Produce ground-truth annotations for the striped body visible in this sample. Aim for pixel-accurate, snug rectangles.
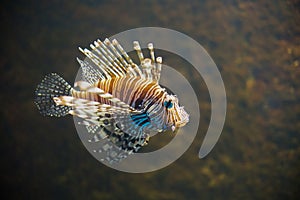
[73,76,164,108]
[71,76,168,132]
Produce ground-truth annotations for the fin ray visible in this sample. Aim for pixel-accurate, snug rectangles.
[79,38,163,83]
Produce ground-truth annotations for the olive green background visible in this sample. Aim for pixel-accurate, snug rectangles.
[1,0,299,199]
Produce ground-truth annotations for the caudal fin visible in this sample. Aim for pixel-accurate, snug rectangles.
[34,73,72,117]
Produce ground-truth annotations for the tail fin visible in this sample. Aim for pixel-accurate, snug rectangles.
[34,73,72,117]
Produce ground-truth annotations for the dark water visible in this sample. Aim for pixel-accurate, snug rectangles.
[1,0,299,199]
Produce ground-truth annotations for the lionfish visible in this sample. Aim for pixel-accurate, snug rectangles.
[34,38,189,163]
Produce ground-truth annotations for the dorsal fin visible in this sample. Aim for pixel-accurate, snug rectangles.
[133,41,162,82]
[78,38,164,83]
[78,47,112,79]
[112,39,143,77]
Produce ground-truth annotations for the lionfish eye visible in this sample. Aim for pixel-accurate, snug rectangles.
[164,100,173,109]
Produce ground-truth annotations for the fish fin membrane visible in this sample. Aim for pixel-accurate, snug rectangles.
[34,73,72,117]
[77,58,104,84]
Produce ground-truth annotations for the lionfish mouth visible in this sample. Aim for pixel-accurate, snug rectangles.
[176,107,189,127]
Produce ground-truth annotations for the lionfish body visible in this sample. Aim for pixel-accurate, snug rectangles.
[34,38,189,163]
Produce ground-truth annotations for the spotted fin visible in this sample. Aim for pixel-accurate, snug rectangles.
[85,125,101,134]
[91,131,149,164]
[34,73,72,117]
[77,58,104,84]
[67,97,150,159]
[93,141,131,164]
[88,123,150,164]
[55,93,150,139]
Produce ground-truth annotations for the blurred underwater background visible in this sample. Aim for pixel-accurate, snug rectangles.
[0,0,299,199]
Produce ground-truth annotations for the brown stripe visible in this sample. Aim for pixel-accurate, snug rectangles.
[108,77,116,95]
[130,82,157,107]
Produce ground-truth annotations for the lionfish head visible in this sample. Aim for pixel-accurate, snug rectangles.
[163,94,189,132]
